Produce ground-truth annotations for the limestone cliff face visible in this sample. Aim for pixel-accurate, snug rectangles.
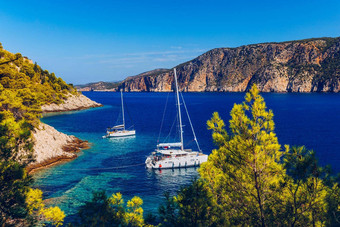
[118,37,340,92]
[41,93,102,113]
[27,123,89,173]
[27,94,101,172]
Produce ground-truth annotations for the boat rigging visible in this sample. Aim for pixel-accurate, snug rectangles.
[145,68,208,169]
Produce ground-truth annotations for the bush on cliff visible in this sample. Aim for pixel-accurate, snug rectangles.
[0,43,71,225]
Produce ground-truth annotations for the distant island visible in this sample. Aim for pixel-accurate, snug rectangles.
[77,37,340,93]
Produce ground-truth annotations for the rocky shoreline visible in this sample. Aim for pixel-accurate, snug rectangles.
[27,94,102,174]
[41,93,102,113]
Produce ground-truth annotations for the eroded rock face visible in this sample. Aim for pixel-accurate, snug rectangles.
[26,93,100,173]
[31,123,76,164]
[118,38,340,92]
[41,93,102,113]
[27,123,89,173]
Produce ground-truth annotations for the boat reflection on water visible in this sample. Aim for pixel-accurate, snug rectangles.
[107,135,136,143]
[146,167,199,190]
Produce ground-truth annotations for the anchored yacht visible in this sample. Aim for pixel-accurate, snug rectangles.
[145,68,208,169]
[103,90,136,138]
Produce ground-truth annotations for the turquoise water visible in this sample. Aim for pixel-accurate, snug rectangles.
[34,92,340,221]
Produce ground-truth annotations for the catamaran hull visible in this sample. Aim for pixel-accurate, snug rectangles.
[145,154,208,169]
[103,130,136,138]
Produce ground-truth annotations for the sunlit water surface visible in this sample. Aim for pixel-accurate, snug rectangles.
[33,92,340,221]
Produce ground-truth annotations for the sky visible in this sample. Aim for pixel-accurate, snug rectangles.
[0,0,339,84]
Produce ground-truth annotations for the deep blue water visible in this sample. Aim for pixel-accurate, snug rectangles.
[34,92,340,220]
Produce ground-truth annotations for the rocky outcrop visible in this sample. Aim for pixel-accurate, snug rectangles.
[76,69,169,92]
[27,123,89,173]
[28,93,101,173]
[116,37,340,92]
[41,93,102,113]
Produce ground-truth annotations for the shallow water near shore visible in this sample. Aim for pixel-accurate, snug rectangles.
[33,92,340,222]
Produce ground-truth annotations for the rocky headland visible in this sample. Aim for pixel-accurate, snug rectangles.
[41,93,102,113]
[26,123,89,173]
[78,37,340,93]
[27,93,102,173]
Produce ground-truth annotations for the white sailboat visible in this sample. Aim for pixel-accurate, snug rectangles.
[103,90,136,138]
[145,68,208,169]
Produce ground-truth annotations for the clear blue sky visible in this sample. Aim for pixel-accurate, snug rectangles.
[1,0,339,84]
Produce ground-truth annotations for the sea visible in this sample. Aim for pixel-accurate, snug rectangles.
[33,91,340,221]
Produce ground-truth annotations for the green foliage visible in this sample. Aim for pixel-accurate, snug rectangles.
[158,192,178,227]
[325,176,340,226]
[26,188,65,226]
[77,190,146,227]
[0,45,76,106]
[159,179,220,227]
[200,84,340,226]
[175,179,219,227]
[0,83,35,225]
[281,146,330,226]
[0,43,76,225]
[200,84,285,226]
[0,161,32,226]
[42,206,65,227]
[319,50,340,79]
[78,191,121,226]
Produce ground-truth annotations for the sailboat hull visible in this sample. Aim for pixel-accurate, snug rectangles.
[145,152,208,169]
[103,130,136,138]
[103,90,136,139]
[145,68,208,169]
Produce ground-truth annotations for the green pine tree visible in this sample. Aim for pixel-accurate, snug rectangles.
[199,84,286,226]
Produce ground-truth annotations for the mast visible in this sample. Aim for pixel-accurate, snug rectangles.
[121,89,125,130]
[174,68,184,150]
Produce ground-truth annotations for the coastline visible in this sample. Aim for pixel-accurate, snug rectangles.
[27,136,90,174]
[27,93,101,174]
[41,93,103,113]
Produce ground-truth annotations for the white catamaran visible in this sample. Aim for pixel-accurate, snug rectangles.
[145,68,208,169]
[103,90,136,138]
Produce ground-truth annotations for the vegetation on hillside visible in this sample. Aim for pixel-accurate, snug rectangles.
[0,43,76,106]
[1,40,339,226]
[0,42,74,226]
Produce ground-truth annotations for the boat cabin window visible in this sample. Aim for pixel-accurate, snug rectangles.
[158,146,181,150]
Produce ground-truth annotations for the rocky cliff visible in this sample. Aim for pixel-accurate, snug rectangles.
[117,37,340,92]
[27,123,89,173]
[28,93,102,172]
[41,93,102,112]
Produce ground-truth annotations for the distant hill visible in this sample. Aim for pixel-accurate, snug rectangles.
[80,37,340,92]
[76,68,169,91]
[76,81,120,91]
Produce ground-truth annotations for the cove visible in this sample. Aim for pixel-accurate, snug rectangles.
[33,92,340,221]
